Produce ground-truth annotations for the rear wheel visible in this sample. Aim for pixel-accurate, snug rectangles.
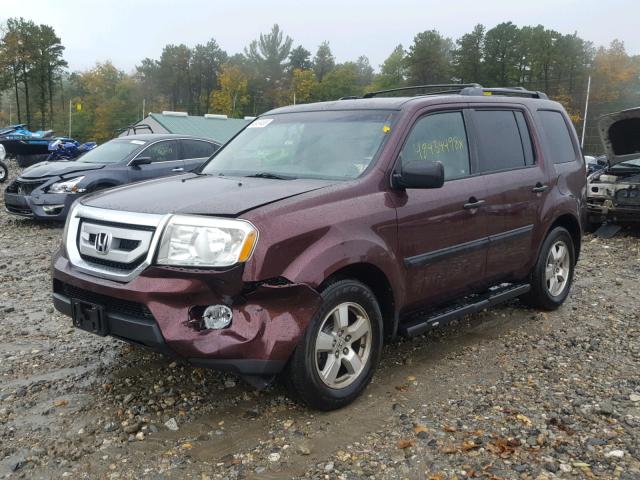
[286,279,383,410]
[521,227,575,310]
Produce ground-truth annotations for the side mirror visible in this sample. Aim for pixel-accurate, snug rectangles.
[392,160,444,189]
[129,156,152,167]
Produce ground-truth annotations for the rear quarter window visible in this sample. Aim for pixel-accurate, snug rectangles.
[538,110,578,164]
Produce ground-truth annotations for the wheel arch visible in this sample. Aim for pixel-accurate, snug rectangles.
[548,213,582,261]
[86,179,119,192]
[319,262,397,340]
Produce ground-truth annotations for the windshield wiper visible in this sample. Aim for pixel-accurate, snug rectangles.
[244,172,296,180]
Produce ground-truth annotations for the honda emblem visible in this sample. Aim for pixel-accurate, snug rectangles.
[94,232,112,255]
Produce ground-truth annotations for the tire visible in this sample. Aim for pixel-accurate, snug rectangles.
[0,161,7,183]
[285,279,383,410]
[520,227,575,311]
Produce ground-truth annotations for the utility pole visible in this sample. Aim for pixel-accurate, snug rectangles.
[68,99,72,137]
[581,75,591,149]
[142,98,146,120]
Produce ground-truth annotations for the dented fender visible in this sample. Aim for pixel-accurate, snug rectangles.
[168,281,322,361]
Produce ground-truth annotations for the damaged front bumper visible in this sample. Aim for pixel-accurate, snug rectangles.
[4,190,76,220]
[587,177,640,224]
[52,251,321,376]
[587,200,640,224]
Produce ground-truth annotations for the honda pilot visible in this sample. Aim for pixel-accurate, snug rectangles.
[52,85,586,410]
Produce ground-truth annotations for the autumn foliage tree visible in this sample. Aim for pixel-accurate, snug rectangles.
[210,64,249,117]
[290,68,316,104]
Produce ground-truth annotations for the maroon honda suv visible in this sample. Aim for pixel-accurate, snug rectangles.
[52,85,586,410]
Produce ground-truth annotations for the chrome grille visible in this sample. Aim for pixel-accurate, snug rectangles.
[6,178,47,195]
[65,205,168,282]
[78,221,153,266]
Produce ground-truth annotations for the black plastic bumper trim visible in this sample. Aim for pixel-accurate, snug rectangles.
[53,292,172,355]
[187,358,286,375]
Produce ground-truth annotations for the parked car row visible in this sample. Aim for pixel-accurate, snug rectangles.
[4,134,219,220]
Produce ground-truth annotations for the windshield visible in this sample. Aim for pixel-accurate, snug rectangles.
[201,110,396,180]
[78,139,145,164]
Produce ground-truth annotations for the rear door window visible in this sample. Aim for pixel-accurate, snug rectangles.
[400,111,470,180]
[473,110,527,173]
[181,140,219,159]
[538,110,577,164]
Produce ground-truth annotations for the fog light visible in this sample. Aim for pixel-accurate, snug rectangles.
[202,305,232,329]
[42,204,65,214]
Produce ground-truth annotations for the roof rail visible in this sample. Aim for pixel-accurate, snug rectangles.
[362,83,481,98]
[114,123,154,137]
[460,86,549,99]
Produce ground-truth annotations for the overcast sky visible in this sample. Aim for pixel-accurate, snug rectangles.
[2,0,639,72]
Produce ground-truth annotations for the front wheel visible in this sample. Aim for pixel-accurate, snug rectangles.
[285,279,383,410]
[521,226,575,310]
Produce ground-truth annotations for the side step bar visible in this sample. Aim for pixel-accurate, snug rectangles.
[399,283,531,337]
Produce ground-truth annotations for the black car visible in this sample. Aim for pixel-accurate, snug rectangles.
[4,134,220,220]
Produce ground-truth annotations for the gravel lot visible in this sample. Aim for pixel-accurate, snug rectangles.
[1,162,639,479]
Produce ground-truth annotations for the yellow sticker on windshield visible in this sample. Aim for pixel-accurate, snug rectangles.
[383,125,391,133]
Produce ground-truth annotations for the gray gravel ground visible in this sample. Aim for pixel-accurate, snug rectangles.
[1,161,639,479]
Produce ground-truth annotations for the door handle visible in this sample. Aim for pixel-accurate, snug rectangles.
[532,183,549,193]
[463,198,485,210]
[171,167,184,172]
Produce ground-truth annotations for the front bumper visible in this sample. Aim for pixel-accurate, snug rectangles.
[4,191,77,221]
[52,252,321,375]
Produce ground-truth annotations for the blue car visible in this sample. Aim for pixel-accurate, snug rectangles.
[4,134,220,220]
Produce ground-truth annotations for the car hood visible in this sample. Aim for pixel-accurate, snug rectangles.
[20,160,105,179]
[598,107,640,166]
[81,173,336,216]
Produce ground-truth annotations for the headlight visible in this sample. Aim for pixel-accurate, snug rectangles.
[156,215,258,267]
[49,176,85,194]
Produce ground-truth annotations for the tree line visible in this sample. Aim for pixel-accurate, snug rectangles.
[0,17,67,131]
[0,19,639,151]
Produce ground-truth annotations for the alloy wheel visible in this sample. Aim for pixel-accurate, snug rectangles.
[314,302,372,389]
[545,240,570,296]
